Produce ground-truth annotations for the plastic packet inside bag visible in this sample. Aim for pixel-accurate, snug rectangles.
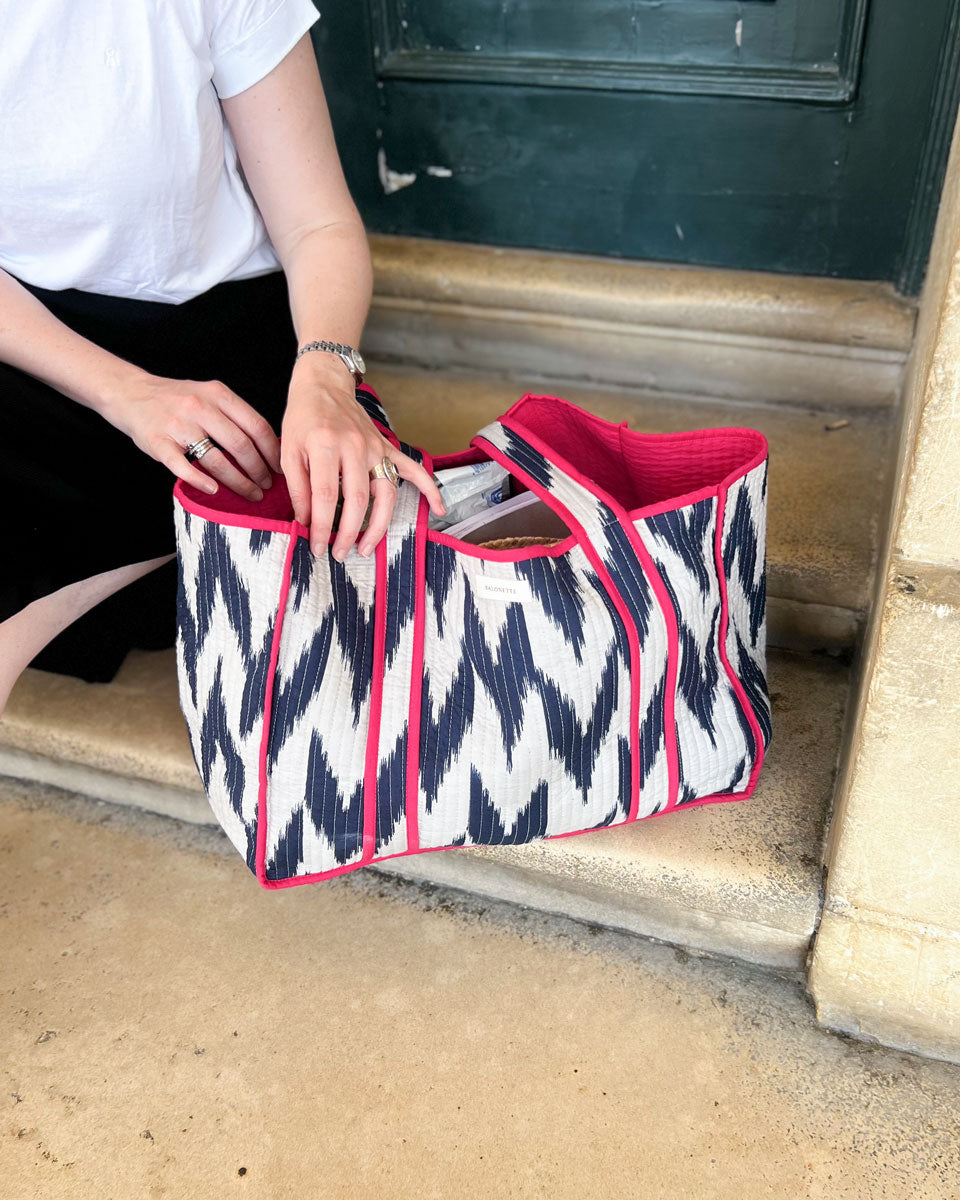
[428,460,512,531]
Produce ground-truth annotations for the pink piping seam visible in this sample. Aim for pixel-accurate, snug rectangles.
[362,423,406,860]
[361,521,390,862]
[254,772,765,890]
[255,525,303,886]
[713,485,767,794]
[404,446,433,855]
[493,416,681,817]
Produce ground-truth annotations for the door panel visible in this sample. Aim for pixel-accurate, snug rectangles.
[315,0,960,291]
[371,0,867,101]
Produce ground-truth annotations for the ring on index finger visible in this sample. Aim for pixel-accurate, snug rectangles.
[369,456,399,488]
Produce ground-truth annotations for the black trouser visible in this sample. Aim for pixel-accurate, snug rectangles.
[1,270,297,681]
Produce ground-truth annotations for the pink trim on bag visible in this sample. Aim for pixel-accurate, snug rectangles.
[174,487,298,535]
[498,393,767,508]
[405,447,434,855]
[494,416,681,815]
[428,529,578,560]
[252,765,766,889]
[714,486,766,794]
[362,535,390,863]
[172,381,399,535]
[255,526,304,887]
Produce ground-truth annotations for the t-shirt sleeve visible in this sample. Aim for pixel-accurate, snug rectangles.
[207,0,320,99]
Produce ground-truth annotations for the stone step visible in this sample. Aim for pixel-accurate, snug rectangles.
[0,646,848,975]
[366,234,915,409]
[368,363,893,651]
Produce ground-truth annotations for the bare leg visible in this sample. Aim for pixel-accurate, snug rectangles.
[0,554,176,717]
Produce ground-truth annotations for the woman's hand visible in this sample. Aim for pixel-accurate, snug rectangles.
[102,372,281,500]
[282,354,444,559]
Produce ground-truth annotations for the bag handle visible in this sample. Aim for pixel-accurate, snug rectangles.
[470,409,627,547]
[471,404,681,822]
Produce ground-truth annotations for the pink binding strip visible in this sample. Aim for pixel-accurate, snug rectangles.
[713,485,766,794]
[255,525,304,886]
[361,520,390,862]
[428,528,578,560]
[495,416,681,817]
[404,446,433,854]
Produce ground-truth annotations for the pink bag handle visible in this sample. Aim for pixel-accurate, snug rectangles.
[470,404,631,546]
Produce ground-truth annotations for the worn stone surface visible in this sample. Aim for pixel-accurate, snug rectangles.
[822,569,960,931]
[810,571,960,1061]
[0,651,197,794]
[0,647,847,973]
[895,120,960,568]
[812,909,960,1067]
[366,235,914,408]
[370,363,892,624]
[3,779,960,1199]
[370,234,916,349]
[810,110,960,1065]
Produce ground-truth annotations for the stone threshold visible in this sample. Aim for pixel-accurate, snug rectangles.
[366,235,916,409]
[0,647,848,976]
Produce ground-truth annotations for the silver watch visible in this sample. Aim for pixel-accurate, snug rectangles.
[296,339,366,382]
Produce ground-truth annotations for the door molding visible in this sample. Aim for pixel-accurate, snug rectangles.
[370,0,869,102]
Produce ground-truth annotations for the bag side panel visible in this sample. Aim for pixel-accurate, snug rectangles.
[720,461,772,757]
[263,537,377,880]
[417,541,633,848]
[585,515,674,817]
[634,497,754,801]
[174,503,289,873]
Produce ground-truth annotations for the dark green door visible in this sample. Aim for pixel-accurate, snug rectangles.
[315,0,960,294]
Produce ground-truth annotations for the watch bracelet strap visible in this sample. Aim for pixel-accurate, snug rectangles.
[297,339,355,360]
[295,340,364,383]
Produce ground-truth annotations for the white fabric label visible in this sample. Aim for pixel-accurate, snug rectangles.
[473,574,534,603]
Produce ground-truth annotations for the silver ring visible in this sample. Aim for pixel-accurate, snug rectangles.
[369,456,399,488]
[184,437,217,463]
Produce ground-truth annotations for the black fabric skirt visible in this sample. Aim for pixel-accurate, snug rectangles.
[1,270,298,682]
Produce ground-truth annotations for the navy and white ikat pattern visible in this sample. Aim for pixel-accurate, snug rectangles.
[175,395,769,887]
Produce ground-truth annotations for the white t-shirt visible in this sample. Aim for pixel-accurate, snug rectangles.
[0,0,320,303]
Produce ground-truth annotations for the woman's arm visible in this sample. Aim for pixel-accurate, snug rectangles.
[222,34,443,561]
[0,268,280,502]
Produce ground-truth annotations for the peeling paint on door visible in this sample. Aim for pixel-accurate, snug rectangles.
[377,147,417,195]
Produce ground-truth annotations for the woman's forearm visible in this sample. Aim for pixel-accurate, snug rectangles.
[276,218,373,359]
[0,268,149,415]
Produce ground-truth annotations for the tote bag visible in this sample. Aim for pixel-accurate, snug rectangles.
[173,386,771,889]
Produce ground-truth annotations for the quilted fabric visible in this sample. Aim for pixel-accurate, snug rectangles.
[173,388,771,888]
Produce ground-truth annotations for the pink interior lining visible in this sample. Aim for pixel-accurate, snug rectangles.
[174,397,767,533]
[503,394,767,510]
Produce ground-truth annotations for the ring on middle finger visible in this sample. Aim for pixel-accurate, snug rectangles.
[369,456,400,488]
[184,436,219,463]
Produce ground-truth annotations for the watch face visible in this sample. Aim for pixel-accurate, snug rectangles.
[350,348,366,375]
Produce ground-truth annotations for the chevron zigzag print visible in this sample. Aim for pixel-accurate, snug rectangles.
[173,387,771,888]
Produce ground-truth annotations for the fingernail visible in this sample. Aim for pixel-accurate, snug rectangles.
[205,482,218,495]
[251,489,264,502]
[358,544,371,557]
[312,542,324,557]
[261,477,273,490]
